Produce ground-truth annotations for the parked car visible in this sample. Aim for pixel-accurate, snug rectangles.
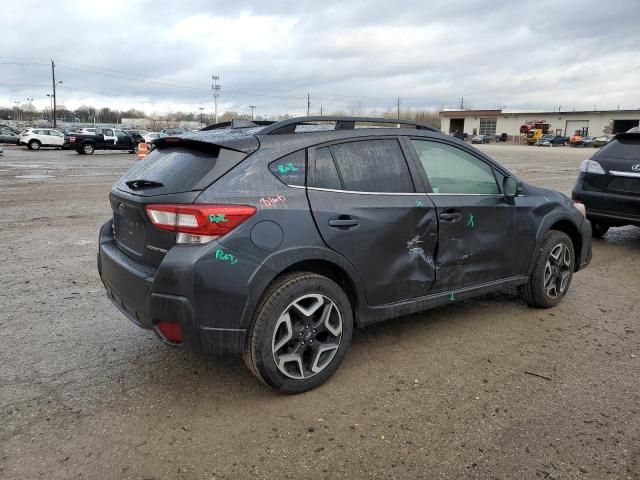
[18,128,65,150]
[0,127,20,144]
[70,128,144,154]
[593,135,613,147]
[535,134,568,147]
[98,116,592,393]
[574,136,596,147]
[572,130,640,238]
[125,129,148,137]
[161,128,190,136]
[77,128,98,135]
[142,132,167,143]
[471,134,492,144]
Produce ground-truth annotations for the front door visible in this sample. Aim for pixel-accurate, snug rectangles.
[102,128,116,146]
[306,138,438,306]
[408,138,518,292]
[115,130,132,150]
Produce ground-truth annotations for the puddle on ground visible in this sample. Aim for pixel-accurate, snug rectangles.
[15,174,54,179]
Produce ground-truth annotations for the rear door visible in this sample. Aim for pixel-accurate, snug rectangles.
[49,130,64,146]
[306,137,438,306]
[114,130,132,150]
[408,138,519,291]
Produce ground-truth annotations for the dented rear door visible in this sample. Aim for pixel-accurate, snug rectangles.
[306,138,438,306]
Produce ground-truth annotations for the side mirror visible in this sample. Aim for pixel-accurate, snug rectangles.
[503,176,518,203]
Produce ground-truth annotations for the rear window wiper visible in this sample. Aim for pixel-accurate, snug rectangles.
[125,179,164,190]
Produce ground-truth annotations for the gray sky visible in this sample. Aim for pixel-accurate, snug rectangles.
[2,0,639,117]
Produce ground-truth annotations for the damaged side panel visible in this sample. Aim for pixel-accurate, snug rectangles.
[307,190,438,306]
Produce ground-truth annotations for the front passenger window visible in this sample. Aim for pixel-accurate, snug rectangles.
[411,140,499,194]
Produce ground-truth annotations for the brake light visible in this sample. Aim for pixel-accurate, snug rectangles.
[145,204,256,244]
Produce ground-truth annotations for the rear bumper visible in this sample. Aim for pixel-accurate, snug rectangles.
[97,220,264,353]
[572,179,640,227]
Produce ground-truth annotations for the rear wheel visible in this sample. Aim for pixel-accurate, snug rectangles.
[519,231,574,308]
[28,139,41,151]
[243,272,353,394]
[591,222,609,238]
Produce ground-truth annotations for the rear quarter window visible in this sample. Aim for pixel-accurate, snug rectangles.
[269,150,306,186]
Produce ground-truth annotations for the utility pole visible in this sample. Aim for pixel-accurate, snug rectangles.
[460,97,464,109]
[249,105,256,120]
[14,101,21,121]
[320,105,323,116]
[199,107,204,126]
[51,60,57,127]
[307,93,310,116]
[397,98,400,120]
[211,74,221,124]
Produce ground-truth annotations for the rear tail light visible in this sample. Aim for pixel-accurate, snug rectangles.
[145,204,256,244]
[156,321,183,343]
[579,159,606,175]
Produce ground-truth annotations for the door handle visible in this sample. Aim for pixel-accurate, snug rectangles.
[329,216,359,228]
[439,212,462,222]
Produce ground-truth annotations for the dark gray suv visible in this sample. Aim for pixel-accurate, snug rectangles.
[98,116,592,393]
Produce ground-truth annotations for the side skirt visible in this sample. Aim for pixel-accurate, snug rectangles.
[357,276,529,327]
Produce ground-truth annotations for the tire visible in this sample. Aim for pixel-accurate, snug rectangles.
[591,222,609,238]
[76,149,85,155]
[28,139,41,151]
[243,272,353,394]
[519,230,575,308]
[82,142,95,155]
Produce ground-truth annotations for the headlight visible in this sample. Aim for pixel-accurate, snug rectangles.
[573,201,586,217]
[579,159,606,174]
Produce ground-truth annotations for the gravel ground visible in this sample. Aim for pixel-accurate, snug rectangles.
[0,143,638,480]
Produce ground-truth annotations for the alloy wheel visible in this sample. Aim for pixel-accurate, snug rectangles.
[272,294,343,379]
[543,243,572,299]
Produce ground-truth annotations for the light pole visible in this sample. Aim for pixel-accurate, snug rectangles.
[199,107,204,126]
[249,105,256,120]
[211,74,221,124]
[14,101,21,121]
[26,98,34,121]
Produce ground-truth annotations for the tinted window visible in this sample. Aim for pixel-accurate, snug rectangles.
[312,147,342,189]
[411,140,499,194]
[115,130,128,139]
[104,129,114,136]
[119,147,218,194]
[329,139,414,193]
[594,137,640,161]
[269,150,306,186]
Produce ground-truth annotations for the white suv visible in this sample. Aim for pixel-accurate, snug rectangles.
[19,128,65,150]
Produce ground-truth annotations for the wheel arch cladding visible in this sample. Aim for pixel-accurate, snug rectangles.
[549,219,582,268]
[280,259,360,324]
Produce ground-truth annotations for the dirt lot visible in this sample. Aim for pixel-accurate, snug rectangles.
[1,143,638,480]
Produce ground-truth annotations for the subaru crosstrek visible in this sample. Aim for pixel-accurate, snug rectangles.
[98,116,592,393]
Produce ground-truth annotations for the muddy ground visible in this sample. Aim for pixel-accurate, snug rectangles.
[0,143,638,480]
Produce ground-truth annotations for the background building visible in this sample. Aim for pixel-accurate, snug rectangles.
[440,108,640,138]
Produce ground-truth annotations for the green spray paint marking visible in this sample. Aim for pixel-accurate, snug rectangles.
[449,293,456,301]
[209,213,229,224]
[277,162,299,175]
[467,212,475,228]
[415,200,424,207]
[215,248,238,265]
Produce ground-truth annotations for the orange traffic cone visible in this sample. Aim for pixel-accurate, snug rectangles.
[137,142,148,160]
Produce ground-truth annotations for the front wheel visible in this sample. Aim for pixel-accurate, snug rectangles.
[519,231,575,308]
[243,272,353,394]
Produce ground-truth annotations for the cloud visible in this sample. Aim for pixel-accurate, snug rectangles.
[1,0,639,117]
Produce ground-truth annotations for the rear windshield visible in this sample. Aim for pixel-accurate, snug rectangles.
[594,137,640,161]
[117,147,218,194]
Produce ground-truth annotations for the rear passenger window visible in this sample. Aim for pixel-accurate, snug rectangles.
[312,147,342,190]
[329,139,414,193]
[269,150,306,186]
[411,140,499,194]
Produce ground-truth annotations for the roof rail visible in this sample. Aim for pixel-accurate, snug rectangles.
[200,119,275,131]
[258,116,439,135]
